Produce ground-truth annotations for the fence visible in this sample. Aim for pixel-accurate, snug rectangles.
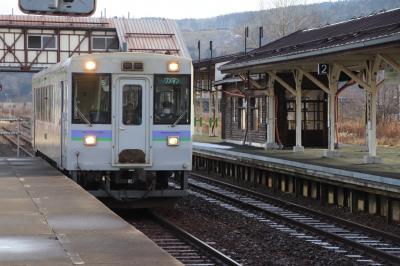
[0,117,23,157]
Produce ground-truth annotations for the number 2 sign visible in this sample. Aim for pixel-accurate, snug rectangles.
[318,64,330,75]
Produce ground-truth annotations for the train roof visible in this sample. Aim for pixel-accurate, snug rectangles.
[32,52,192,79]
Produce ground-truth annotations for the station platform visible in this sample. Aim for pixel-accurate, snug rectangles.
[0,157,181,266]
[193,142,400,194]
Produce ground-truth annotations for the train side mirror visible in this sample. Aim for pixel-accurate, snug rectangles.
[19,0,96,16]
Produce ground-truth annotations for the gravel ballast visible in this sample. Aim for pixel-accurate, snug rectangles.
[156,196,364,266]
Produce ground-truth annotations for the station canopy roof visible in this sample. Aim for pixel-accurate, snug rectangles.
[220,8,400,73]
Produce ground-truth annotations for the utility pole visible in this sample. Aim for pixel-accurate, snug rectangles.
[245,26,249,53]
[208,41,213,91]
[197,40,201,90]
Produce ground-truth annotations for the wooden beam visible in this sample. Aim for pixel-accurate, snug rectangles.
[267,71,296,96]
[378,54,400,74]
[0,34,23,64]
[296,67,329,94]
[372,56,382,74]
[238,74,263,90]
[334,62,371,91]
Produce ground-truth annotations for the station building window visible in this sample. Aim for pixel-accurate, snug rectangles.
[28,35,56,50]
[286,98,324,130]
[92,36,119,51]
[202,99,209,112]
[238,97,246,130]
[250,97,263,131]
[230,97,235,124]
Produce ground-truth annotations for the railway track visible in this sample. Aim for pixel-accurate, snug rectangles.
[0,126,33,157]
[127,211,241,266]
[189,173,400,266]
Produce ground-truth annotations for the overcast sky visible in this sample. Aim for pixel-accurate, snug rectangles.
[3,0,330,19]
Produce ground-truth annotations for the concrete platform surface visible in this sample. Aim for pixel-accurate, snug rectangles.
[193,142,400,193]
[194,142,400,178]
[0,157,182,266]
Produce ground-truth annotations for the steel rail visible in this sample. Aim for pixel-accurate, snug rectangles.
[1,126,32,145]
[0,127,34,157]
[192,172,400,243]
[149,212,242,266]
[190,173,400,265]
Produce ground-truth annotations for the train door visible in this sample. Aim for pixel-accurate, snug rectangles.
[113,78,151,166]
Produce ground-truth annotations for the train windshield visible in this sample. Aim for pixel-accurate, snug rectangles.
[72,73,111,124]
[154,75,191,125]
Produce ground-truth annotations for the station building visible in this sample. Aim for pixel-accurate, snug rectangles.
[0,15,188,72]
[193,54,243,137]
[195,8,400,163]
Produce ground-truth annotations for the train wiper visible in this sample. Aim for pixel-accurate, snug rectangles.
[76,106,92,127]
[171,111,187,127]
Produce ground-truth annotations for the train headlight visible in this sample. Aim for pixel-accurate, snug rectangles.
[84,61,96,71]
[167,136,179,146]
[83,135,97,146]
[167,61,180,72]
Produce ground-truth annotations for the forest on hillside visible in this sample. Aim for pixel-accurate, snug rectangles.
[178,0,400,59]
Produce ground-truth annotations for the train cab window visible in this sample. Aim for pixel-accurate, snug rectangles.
[123,85,142,125]
[154,75,191,125]
[72,73,111,124]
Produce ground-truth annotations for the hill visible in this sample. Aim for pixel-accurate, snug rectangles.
[177,0,400,59]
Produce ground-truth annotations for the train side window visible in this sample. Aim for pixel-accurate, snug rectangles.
[123,85,142,125]
[72,73,111,124]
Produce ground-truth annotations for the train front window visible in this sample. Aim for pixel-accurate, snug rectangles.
[72,73,111,124]
[123,85,142,125]
[154,75,191,125]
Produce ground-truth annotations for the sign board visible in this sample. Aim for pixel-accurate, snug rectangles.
[318,63,330,75]
[19,0,96,16]
[385,69,400,87]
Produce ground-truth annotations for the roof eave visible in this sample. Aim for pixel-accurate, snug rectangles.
[220,33,400,73]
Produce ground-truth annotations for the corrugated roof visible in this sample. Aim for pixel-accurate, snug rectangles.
[222,8,400,71]
[0,14,111,28]
[112,18,185,56]
[193,52,245,68]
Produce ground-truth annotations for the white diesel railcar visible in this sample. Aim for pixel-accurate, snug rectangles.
[32,52,192,203]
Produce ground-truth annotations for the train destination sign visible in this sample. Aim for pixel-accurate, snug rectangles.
[159,77,181,86]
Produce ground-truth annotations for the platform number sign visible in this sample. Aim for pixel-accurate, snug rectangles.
[318,64,330,75]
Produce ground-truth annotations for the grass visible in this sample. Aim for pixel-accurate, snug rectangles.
[193,134,222,143]
[338,120,400,146]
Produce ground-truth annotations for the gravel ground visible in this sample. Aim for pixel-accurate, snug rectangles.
[0,140,20,157]
[196,171,400,236]
[156,196,363,266]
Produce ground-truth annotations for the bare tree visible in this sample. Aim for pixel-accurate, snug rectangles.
[261,0,321,40]
[378,85,400,122]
